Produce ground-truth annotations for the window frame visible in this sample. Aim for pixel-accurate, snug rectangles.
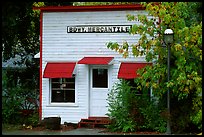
[48,76,78,106]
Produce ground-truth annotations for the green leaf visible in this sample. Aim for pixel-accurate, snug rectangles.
[130,24,138,35]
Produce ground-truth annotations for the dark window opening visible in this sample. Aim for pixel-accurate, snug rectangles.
[51,78,75,103]
[92,68,108,88]
[126,79,150,97]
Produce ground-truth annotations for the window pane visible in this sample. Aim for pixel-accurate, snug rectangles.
[52,78,60,82]
[64,90,75,102]
[126,79,150,96]
[66,83,75,89]
[52,83,60,89]
[51,78,75,103]
[93,69,108,88]
[52,90,64,102]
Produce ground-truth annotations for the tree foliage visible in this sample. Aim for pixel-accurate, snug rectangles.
[2,1,73,125]
[107,1,202,108]
[2,2,40,62]
[2,2,73,63]
[107,2,202,133]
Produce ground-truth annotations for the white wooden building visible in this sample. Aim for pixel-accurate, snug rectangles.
[35,4,153,124]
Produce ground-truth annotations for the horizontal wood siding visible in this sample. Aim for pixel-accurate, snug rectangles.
[42,10,150,123]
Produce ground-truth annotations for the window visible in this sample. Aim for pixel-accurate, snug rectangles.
[92,68,108,88]
[51,77,75,103]
[126,79,150,96]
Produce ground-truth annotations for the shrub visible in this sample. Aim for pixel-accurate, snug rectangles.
[106,80,137,132]
[2,72,22,124]
[138,95,166,132]
[23,110,39,126]
[2,69,39,125]
[170,93,202,134]
[106,79,166,133]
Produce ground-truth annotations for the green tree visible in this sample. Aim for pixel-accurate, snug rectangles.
[107,2,202,133]
[2,2,40,62]
[2,1,73,125]
[2,2,73,62]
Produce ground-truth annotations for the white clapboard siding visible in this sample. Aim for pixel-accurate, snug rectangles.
[42,10,151,124]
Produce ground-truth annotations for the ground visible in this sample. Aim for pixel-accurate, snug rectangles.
[2,123,162,135]
[22,124,77,131]
[42,124,162,134]
[3,124,201,135]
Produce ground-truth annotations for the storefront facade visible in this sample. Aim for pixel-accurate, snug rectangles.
[36,4,153,124]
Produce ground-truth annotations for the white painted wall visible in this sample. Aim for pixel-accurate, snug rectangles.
[42,10,151,124]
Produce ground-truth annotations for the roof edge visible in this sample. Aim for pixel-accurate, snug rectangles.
[33,4,145,12]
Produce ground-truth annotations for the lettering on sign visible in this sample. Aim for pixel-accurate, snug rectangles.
[67,25,132,33]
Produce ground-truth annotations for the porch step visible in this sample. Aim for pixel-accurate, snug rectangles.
[78,117,111,128]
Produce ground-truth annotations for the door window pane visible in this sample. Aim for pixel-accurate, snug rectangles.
[92,69,108,88]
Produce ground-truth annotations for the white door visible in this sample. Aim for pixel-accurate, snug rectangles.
[89,66,110,116]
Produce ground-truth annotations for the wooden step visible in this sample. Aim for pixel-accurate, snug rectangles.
[78,117,111,128]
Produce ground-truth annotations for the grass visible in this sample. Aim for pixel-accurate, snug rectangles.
[2,123,23,131]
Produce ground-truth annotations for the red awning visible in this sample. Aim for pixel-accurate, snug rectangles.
[43,62,76,78]
[118,62,151,79]
[78,57,114,65]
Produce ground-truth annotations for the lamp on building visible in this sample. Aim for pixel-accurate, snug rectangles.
[164,28,174,135]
